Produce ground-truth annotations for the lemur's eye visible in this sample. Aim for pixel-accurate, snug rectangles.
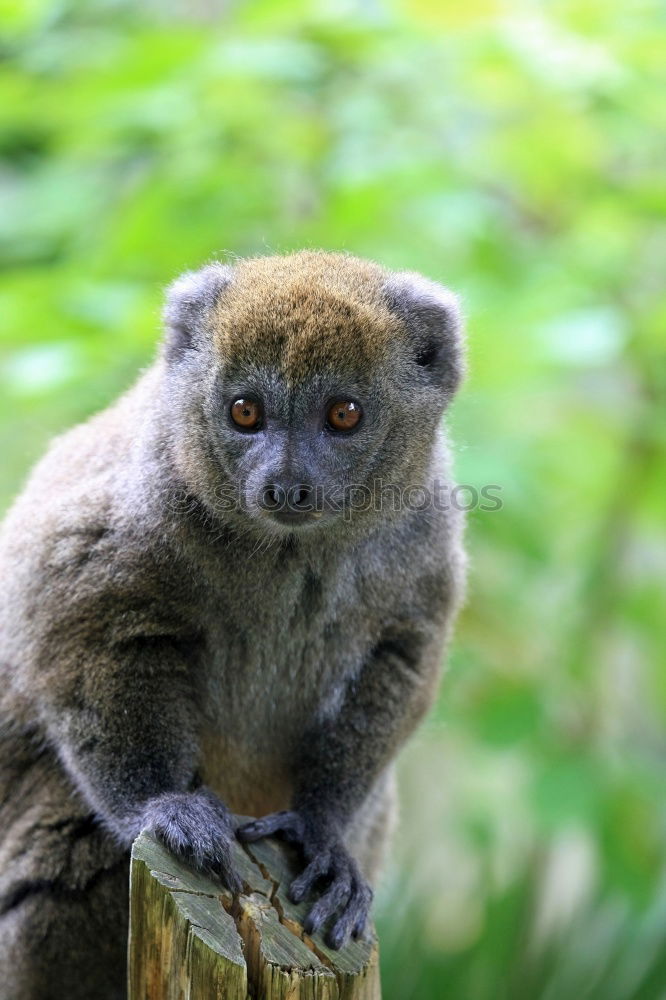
[326,400,362,432]
[231,398,262,430]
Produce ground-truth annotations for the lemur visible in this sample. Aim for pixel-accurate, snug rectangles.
[0,251,466,999]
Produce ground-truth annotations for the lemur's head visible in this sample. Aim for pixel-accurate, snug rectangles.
[162,251,464,534]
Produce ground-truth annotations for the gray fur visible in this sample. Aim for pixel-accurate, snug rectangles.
[0,251,466,997]
[163,262,234,362]
[383,270,465,397]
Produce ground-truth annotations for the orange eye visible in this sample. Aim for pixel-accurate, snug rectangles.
[231,398,262,429]
[327,400,362,432]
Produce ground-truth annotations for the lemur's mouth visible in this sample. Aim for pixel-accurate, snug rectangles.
[268,508,324,528]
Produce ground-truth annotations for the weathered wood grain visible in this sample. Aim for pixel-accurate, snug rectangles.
[128,826,381,999]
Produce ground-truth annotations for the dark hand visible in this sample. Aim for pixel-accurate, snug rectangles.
[141,787,242,894]
[237,810,372,949]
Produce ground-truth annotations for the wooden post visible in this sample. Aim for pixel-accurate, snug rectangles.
[128,826,381,1000]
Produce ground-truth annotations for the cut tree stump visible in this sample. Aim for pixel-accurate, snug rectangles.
[128,826,381,1000]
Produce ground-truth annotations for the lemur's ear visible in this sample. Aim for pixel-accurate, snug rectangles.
[384,271,465,398]
[163,263,234,362]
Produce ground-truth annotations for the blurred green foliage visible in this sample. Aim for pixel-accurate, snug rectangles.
[1,0,665,996]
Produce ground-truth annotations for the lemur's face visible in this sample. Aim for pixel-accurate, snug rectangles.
[210,363,392,532]
[164,252,463,533]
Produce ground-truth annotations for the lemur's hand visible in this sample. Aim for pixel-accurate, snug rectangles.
[142,787,242,894]
[237,810,373,949]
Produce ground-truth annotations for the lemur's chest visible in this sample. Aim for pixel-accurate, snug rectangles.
[195,548,378,812]
[203,559,373,724]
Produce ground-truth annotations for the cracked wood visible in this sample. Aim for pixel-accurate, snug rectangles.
[128,829,381,999]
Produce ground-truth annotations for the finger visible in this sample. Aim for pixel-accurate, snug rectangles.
[199,839,243,895]
[328,882,373,950]
[302,876,353,935]
[184,831,221,871]
[215,840,243,894]
[219,863,243,895]
[289,851,332,904]
[208,852,243,895]
[352,911,369,939]
[237,811,299,842]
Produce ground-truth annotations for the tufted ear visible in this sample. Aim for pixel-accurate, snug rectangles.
[384,271,465,398]
[162,263,234,362]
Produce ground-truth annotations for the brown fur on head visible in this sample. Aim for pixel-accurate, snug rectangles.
[213,252,404,383]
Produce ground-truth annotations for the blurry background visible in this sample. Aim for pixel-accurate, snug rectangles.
[1,0,665,996]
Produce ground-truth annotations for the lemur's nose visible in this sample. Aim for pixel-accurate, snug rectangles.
[263,481,314,515]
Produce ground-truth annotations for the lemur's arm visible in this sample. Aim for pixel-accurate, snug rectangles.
[34,588,242,892]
